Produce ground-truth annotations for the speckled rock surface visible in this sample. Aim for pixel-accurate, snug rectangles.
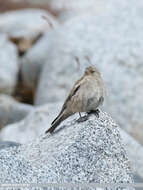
[0,102,142,181]
[32,0,143,145]
[0,94,34,127]
[0,111,134,189]
[0,33,18,94]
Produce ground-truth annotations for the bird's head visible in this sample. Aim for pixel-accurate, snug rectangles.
[84,66,100,76]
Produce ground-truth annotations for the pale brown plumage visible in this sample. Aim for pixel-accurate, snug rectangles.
[45,66,105,134]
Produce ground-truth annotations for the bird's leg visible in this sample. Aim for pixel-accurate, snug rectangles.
[77,112,88,123]
[87,109,100,118]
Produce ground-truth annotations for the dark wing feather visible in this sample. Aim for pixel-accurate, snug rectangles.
[51,84,80,126]
[51,76,85,126]
[61,85,80,112]
[61,75,85,111]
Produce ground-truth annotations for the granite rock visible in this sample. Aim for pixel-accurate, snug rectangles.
[0,111,134,190]
[0,33,18,94]
[1,102,143,181]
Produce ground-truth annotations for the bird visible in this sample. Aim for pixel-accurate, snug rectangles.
[45,64,105,134]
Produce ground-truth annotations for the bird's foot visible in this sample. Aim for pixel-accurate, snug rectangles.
[88,109,100,118]
[77,115,89,123]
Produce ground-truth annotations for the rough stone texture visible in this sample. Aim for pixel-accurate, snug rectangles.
[1,102,143,181]
[0,33,18,94]
[0,9,58,39]
[0,141,21,150]
[0,94,34,127]
[32,0,143,145]
[0,111,134,190]
[0,102,62,143]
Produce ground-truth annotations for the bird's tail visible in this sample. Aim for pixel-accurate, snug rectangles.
[45,111,69,134]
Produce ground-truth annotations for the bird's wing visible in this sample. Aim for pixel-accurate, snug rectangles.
[50,84,81,126]
[58,75,85,115]
[60,84,81,113]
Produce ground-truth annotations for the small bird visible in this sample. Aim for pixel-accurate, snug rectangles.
[45,65,105,134]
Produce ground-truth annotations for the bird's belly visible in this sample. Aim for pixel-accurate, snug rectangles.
[70,84,104,113]
[83,93,104,112]
[84,96,99,111]
[82,83,104,112]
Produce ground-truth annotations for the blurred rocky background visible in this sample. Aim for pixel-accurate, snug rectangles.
[0,0,143,188]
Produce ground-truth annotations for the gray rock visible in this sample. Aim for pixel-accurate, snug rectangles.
[51,0,105,11]
[0,9,58,39]
[120,129,143,179]
[133,174,143,190]
[133,174,143,183]
[33,0,143,145]
[17,9,59,89]
[0,103,143,184]
[0,111,134,189]
[0,141,21,150]
[1,102,143,181]
[0,102,62,143]
[0,33,18,94]
[20,32,53,89]
[0,94,34,127]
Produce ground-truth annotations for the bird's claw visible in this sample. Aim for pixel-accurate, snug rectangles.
[77,115,89,123]
[88,109,100,118]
